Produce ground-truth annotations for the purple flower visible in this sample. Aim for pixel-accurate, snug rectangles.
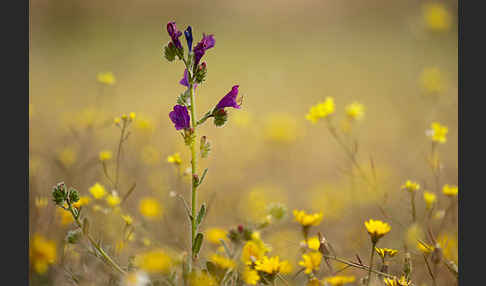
[179,69,197,89]
[169,105,190,130]
[194,34,215,66]
[215,85,241,110]
[167,21,183,50]
[184,26,193,52]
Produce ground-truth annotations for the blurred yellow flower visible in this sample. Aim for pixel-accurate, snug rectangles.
[307,278,321,286]
[122,271,150,286]
[57,208,74,226]
[139,197,162,220]
[401,180,420,193]
[442,184,458,197]
[423,3,452,32]
[35,197,48,208]
[114,117,121,125]
[97,72,116,86]
[264,113,298,143]
[89,183,107,199]
[99,150,113,161]
[134,249,172,274]
[420,67,444,94]
[30,234,57,275]
[345,102,364,121]
[406,223,425,250]
[437,233,458,263]
[364,219,391,243]
[293,210,323,227]
[106,191,121,207]
[243,267,260,285]
[206,228,228,244]
[122,214,133,225]
[324,275,356,286]
[241,240,267,263]
[72,196,91,208]
[306,97,335,123]
[129,112,136,120]
[383,276,411,286]
[298,251,322,274]
[427,122,448,144]
[58,147,77,168]
[135,117,155,134]
[188,271,218,286]
[233,110,252,128]
[375,247,398,260]
[417,240,434,254]
[302,236,320,251]
[209,253,236,269]
[423,191,437,209]
[141,145,161,166]
[167,152,182,165]
[254,256,291,275]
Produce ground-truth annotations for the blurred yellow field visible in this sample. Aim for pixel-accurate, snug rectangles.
[29,0,458,285]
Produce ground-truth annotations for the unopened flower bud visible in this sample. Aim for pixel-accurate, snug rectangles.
[213,109,228,127]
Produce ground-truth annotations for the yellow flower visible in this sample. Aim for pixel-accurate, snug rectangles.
[209,253,236,269]
[423,3,452,32]
[122,214,133,225]
[364,219,391,243]
[89,183,107,199]
[324,275,356,286]
[57,208,74,226]
[307,278,321,286]
[139,197,162,220]
[35,197,48,208]
[437,233,458,263]
[442,184,458,197]
[243,267,260,285]
[423,191,437,209]
[99,150,113,161]
[293,210,323,227]
[106,191,121,207]
[72,196,91,208]
[383,276,411,286]
[58,147,77,168]
[97,72,116,85]
[420,67,444,94]
[129,112,136,120]
[401,180,420,193]
[306,97,335,123]
[302,236,321,251]
[428,122,448,144]
[206,228,228,244]
[30,234,57,275]
[188,271,218,286]
[141,145,161,166]
[298,252,322,274]
[122,271,150,286]
[375,247,398,260]
[167,152,182,165]
[114,117,121,125]
[134,249,172,274]
[345,102,364,121]
[254,256,291,275]
[241,240,267,263]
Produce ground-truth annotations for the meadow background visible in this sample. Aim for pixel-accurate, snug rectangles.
[29,0,458,285]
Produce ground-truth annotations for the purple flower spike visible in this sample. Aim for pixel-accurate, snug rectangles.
[167,21,183,50]
[179,69,197,89]
[169,105,190,130]
[215,85,241,110]
[194,34,215,66]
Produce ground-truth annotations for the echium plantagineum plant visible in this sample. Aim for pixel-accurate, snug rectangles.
[164,21,243,264]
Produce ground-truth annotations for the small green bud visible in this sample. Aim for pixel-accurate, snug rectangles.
[66,229,82,244]
[163,42,177,62]
[213,109,228,127]
[266,202,287,221]
[200,136,211,158]
[68,188,80,204]
[194,62,207,84]
[52,182,67,206]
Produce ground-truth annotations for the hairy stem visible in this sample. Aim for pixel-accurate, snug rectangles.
[188,77,199,260]
[114,123,126,190]
[366,242,376,286]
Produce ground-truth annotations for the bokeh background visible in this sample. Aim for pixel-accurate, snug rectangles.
[29,0,458,285]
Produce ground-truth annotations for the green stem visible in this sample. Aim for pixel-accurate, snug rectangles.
[411,192,416,223]
[188,78,199,260]
[68,207,126,275]
[115,123,126,190]
[366,242,376,286]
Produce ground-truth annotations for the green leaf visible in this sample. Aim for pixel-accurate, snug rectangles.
[192,233,204,256]
[197,168,208,187]
[196,204,206,226]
